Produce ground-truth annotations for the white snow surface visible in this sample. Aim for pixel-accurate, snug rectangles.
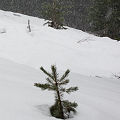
[0,10,120,120]
[0,10,120,77]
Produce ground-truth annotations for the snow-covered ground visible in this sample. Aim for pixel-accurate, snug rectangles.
[0,10,120,120]
[0,10,120,77]
[0,57,120,120]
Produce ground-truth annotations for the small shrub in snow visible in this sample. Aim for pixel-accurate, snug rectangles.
[34,65,78,119]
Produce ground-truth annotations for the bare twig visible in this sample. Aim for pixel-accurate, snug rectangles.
[27,19,31,32]
[113,74,120,79]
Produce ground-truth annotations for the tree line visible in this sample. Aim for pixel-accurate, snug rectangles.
[0,0,119,40]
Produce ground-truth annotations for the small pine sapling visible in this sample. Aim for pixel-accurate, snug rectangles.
[34,65,78,119]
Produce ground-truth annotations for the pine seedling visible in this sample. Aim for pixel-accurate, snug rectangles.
[34,65,78,119]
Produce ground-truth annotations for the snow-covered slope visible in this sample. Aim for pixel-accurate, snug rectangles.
[0,10,120,120]
[0,57,120,120]
[0,10,120,77]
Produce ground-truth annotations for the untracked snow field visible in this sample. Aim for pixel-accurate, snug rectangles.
[0,10,120,120]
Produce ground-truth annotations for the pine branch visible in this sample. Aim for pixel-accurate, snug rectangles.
[51,65,58,81]
[62,100,78,113]
[59,79,69,85]
[66,87,78,94]
[60,87,66,92]
[40,66,54,80]
[46,77,54,85]
[34,83,55,91]
[63,100,78,108]
[60,69,70,82]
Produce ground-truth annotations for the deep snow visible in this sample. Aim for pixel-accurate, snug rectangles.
[0,10,120,120]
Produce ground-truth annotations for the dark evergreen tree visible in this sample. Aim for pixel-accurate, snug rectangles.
[41,0,73,29]
[89,0,108,34]
[105,0,120,40]
[89,0,120,40]
[34,65,78,119]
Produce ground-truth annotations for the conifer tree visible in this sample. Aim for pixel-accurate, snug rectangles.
[41,0,73,29]
[89,0,120,40]
[89,0,108,34]
[105,0,120,40]
[34,65,78,119]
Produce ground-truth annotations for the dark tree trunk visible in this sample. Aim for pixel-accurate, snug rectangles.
[55,80,64,119]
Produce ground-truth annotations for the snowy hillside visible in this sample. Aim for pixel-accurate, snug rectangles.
[0,10,120,120]
[0,10,120,77]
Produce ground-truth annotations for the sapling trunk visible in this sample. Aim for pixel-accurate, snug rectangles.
[55,80,64,119]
